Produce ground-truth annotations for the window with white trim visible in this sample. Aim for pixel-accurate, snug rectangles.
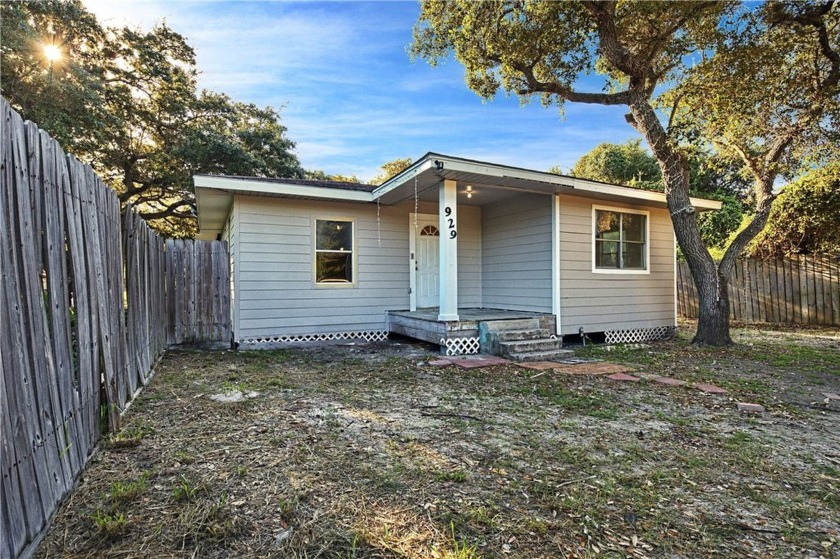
[594,208,648,271]
[315,219,354,284]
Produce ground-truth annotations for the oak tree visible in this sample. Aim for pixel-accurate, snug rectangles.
[1,0,303,237]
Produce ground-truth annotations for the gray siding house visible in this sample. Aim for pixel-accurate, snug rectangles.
[194,153,720,356]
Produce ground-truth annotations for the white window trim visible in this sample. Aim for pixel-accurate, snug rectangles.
[313,217,357,287]
[591,204,650,275]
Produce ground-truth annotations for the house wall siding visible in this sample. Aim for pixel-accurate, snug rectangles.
[481,194,553,312]
[227,201,241,341]
[556,194,675,335]
[234,197,481,340]
[456,207,482,307]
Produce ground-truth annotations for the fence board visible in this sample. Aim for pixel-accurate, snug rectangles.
[37,130,76,493]
[1,97,230,558]
[11,106,52,535]
[2,100,40,555]
[678,256,840,326]
[21,119,63,526]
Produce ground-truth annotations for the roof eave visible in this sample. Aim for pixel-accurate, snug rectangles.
[372,153,722,211]
[193,175,374,202]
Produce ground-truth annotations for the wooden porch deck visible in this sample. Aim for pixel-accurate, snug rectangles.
[387,308,555,352]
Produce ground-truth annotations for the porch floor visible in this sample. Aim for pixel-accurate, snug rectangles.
[386,307,555,352]
[388,308,548,323]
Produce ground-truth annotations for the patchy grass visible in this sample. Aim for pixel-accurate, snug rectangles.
[35,326,840,558]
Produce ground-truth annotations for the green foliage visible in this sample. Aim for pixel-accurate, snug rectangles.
[570,140,660,185]
[304,169,362,183]
[669,2,840,184]
[1,0,303,237]
[108,472,150,505]
[411,2,726,110]
[0,0,105,151]
[748,163,840,258]
[569,141,748,250]
[105,422,156,449]
[172,474,200,502]
[370,157,413,185]
[697,193,746,250]
[91,510,128,536]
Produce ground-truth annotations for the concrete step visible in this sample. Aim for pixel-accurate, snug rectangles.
[480,318,543,333]
[496,328,552,342]
[507,348,576,362]
[500,338,564,355]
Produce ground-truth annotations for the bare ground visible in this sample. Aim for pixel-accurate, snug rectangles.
[35,321,840,558]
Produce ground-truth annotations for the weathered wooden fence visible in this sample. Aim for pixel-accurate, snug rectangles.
[166,239,231,345]
[678,255,840,326]
[1,98,230,558]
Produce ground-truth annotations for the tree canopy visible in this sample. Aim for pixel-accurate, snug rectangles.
[412,0,840,345]
[567,140,661,185]
[565,140,749,250]
[370,157,413,185]
[304,169,362,183]
[1,0,303,237]
[748,163,840,258]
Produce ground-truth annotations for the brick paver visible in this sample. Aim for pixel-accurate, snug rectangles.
[695,383,728,394]
[606,372,641,382]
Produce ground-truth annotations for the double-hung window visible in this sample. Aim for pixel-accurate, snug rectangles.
[315,219,354,284]
[593,206,648,272]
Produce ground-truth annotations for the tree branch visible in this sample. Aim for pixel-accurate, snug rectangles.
[769,1,840,90]
[714,137,762,179]
[719,189,776,277]
[137,199,194,221]
[763,135,794,176]
[666,92,684,132]
[509,60,633,105]
[640,2,720,73]
[581,1,645,80]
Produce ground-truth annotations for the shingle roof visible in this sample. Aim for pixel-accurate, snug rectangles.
[198,175,378,193]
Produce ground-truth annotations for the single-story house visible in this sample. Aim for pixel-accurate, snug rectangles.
[193,152,720,357]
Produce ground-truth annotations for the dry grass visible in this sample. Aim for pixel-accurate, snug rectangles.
[35,323,840,558]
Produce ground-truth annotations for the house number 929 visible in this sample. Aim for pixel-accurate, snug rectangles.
[444,206,457,239]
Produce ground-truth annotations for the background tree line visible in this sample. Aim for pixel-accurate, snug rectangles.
[560,139,840,260]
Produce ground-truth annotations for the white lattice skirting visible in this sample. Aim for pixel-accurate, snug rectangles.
[242,330,389,346]
[440,336,480,356]
[605,326,675,344]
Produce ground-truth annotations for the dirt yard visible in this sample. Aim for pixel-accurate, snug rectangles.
[35,321,839,558]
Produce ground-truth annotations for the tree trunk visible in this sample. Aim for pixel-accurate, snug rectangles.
[691,266,732,345]
[626,96,733,345]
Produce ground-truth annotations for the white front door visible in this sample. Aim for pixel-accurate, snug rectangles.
[415,220,440,308]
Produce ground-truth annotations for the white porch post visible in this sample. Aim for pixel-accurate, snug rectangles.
[438,179,459,321]
[552,194,562,336]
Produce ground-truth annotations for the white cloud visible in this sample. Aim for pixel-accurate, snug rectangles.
[81,1,636,179]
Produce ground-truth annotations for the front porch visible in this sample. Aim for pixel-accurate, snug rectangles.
[387,308,563,358]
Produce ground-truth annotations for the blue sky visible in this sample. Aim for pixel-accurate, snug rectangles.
[84,0,639,182]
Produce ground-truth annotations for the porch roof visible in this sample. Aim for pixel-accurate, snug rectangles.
[192,152,722,240]
[372,152,723,211]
